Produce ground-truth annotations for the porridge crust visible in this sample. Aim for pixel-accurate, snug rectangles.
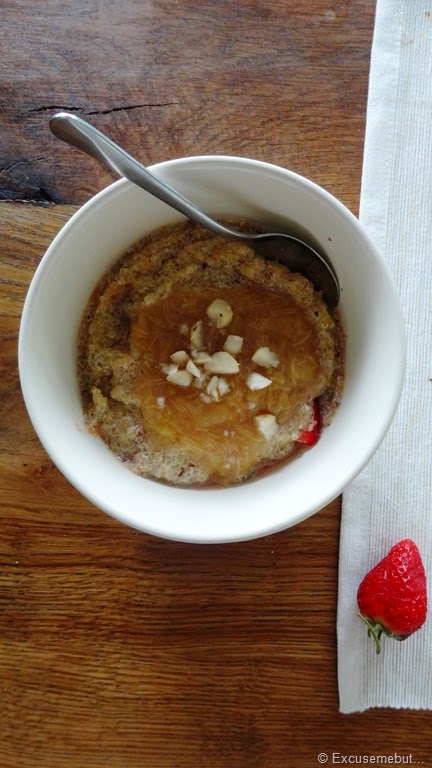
[78,220,344,486]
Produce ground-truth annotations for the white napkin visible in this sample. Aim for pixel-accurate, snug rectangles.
[337,0,432,712]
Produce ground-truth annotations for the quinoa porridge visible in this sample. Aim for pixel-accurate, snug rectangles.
[78,220,344,486]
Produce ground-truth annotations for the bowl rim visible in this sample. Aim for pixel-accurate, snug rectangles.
[18,155,407,542]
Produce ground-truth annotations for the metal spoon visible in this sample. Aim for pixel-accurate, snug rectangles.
[49,112,340,308]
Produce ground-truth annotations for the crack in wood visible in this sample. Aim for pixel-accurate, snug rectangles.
[25,105,83,114]
[0,158,56,203]
[87,102,179,115]
[26,103,179,116]
[0,158,46,176]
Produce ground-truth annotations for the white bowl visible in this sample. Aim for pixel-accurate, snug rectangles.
[18,156,405,543]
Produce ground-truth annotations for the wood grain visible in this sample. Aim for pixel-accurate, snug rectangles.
[1,0,372,211]
[1,2,431,767]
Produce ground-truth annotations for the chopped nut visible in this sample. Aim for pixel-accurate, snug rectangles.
[254,413,279,440]
[156,396,166,408]
[223,334,244,355]
[179,323,189,336]
[200,375,230,402]
[166,369,194,387]
[217,377,230,397]
[186,359,203,379]
[206,375,220,401]
[161,363,179,376]
[170,350,190,366]
[206,298,233,329]
[246,372,272,390]
[190,320,204,350]
[204,351,240,375]
[252,346,280,368]
[192,351,212,364]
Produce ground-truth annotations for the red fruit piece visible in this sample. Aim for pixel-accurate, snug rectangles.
[357,539,427,654]
[297,400,321,446]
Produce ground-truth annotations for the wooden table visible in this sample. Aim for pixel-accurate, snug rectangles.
[1,2,430,766]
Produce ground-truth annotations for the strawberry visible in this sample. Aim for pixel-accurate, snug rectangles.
[357,539,427,654]
[297,399,321,446]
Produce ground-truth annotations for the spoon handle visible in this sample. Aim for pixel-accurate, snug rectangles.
[50,112,243,241]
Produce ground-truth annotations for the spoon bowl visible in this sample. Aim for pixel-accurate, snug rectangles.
[49,112,340,308]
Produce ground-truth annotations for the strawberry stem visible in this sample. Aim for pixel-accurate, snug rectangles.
[358,614,383,654]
